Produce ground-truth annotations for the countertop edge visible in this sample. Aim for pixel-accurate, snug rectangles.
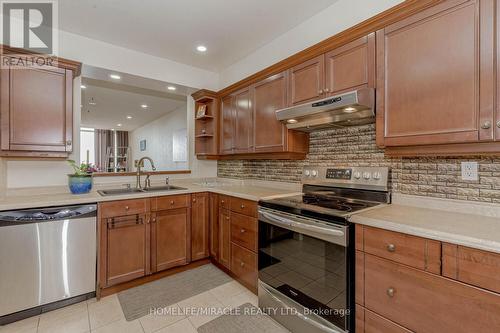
[350,214,500,255]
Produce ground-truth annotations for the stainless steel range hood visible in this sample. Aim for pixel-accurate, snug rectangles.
[276,88,375,132]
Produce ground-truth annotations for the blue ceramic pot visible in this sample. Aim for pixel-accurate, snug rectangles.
[68,174,93,194]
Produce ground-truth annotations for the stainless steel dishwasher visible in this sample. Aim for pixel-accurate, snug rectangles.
[0,204,97,325]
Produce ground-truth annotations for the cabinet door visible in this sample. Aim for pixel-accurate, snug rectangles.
[191,193,209,261]
[253,72,288,152]
[377,0,495,147]
[325,33,375,95]
[288,55,324,106]
[0,64,73,152]
[233,87,254,153]
[151,208,190,272]
[218,209,231,269]
[365,254,500,332]
[209,193,219,259]
[103,214,149,287]
[220,95,234,154]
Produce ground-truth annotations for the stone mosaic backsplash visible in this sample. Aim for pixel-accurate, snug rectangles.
[217,124,500,203]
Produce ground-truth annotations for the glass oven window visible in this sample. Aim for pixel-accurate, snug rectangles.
[258,220,348,330]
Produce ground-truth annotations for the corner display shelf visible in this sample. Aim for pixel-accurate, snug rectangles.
[192,89,219,159]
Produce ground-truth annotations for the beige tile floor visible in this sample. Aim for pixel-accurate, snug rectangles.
[0,280,259,333]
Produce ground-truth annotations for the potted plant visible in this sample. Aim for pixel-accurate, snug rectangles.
[67,160,98,194]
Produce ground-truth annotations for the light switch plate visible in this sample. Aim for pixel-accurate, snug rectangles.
[461,162,478,181]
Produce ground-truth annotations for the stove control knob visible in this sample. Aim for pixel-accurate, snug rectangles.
[363,172,371,180]
[354,172,361,179]
[311,170,318,177]
[304,170,311,177]
[373,172,382,180]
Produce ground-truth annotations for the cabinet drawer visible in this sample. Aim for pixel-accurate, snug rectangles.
[364,254,500,333]
[230,213,257,252]
[443,244,500,294]
[230,197,257,217]
[218,195,231,209]
[99,199,148,218]
[231,242,257,289]
[356,305,413,333]
[153,194,190,211]
[362,226,441,274]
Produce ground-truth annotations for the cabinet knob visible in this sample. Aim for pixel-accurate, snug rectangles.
[66,140,72,146]
[125,206,129,210]
[386,287,395,298]
[152,218,156,223]
[497,120,500,128]
[226,216,230,220]
[170,200,174,205]
[324,88,330,93]
[240,228,246,233]
[193,198,196,203]
[387,244,396,252]
[481,121,492,129]
[221,200,225,204]
[240,261,245,267]
[318,89,324,94]
[240,204,245,209]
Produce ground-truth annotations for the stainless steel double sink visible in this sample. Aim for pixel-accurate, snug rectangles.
[97,185,186,196]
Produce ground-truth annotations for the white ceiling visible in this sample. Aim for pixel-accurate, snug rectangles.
[81,79,187,132]
[59,0,338,72]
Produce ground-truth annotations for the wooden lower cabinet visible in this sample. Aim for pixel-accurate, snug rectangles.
[151,208,190,273]
[100,213,149,287]
[191,193,209,261]
[230,242,257,290]
[218,208,231,269]
[356,305,413,333]
[209,193,219,259]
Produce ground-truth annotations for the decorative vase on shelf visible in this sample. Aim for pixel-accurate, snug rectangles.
[68,174,93,194]
[67,159,98,195]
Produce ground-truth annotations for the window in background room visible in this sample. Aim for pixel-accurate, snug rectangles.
[80,128,95,164]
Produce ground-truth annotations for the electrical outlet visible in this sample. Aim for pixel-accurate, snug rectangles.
[461,162,478,181]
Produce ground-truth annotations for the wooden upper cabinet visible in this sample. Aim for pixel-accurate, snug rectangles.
[1,65,73,154]
[253,72,287,152]
[191,193,209,261]
[220,95,234,155]
[288,55,325,106]
[233,87,254,153]
[325,33,375,95]
[377,0,495,147]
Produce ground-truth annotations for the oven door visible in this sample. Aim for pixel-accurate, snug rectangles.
[258,207,353,333]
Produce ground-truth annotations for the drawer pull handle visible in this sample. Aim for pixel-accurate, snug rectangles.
[241,204,245,209]
[240,261,245,267]
[240,228,246,233]
[386,287,395,298]
[387,244,396,252]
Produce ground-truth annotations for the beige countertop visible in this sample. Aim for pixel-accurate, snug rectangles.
[350,194,500,254]
[0,178,301,211]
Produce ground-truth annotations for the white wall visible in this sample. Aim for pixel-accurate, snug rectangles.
[130,107,189,171]
[218,0,404,88]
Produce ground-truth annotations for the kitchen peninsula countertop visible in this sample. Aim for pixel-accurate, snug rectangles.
[0,178,302,211]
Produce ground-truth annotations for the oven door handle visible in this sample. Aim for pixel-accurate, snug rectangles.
[260,210,345,237]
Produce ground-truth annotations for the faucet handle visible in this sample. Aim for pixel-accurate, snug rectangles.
[123,184,131,189]
[165,176,170,185]
[144,175,151,189]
